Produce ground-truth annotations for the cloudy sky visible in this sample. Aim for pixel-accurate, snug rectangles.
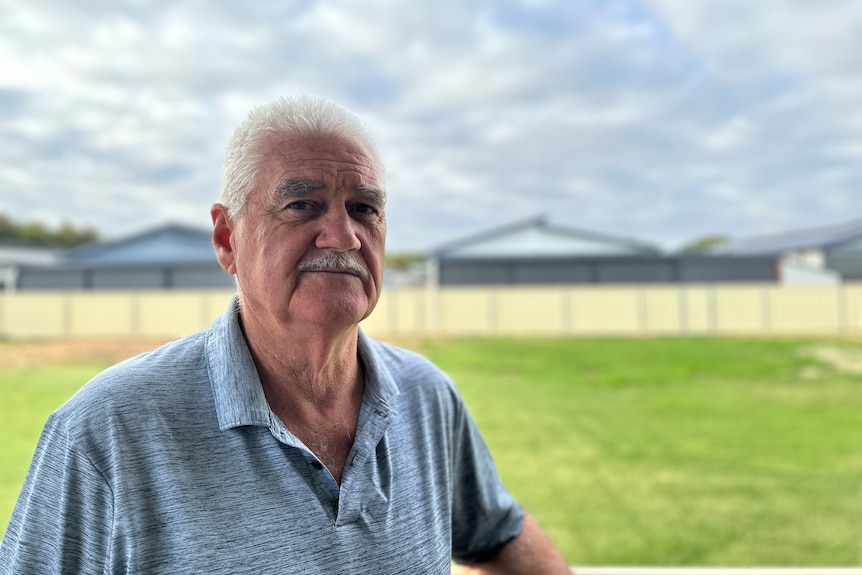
[2,0,861,253]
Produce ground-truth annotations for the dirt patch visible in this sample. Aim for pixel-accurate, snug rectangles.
[0,338,171,370]
[802,344,862,374]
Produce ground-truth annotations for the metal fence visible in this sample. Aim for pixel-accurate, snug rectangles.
[363,283,862,338]
[2,283,862,339]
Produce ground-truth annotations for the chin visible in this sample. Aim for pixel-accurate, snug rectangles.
[296,298,372,327]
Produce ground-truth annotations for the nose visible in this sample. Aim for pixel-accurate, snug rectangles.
[314,207,362,252]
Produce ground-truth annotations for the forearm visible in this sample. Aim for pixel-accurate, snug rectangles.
[460,512,571,575]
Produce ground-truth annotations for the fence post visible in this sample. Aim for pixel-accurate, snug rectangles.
[561,288,572,335]
[131,293,141,336]
[708,285,718,334]
[0,293,6,338]
[388,286,399,336]
[425,258,440,335]
[487,288,497,334]
[761,286,771,334]
[678,286,689,335]
[638,287,648,335]
[837,285,848,333]
[415,287,425,335]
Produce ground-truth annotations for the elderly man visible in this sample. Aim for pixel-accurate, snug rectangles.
[0,96,570,573]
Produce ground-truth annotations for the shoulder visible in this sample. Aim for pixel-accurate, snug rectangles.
[361,337,467,419]
[364,338,456,390]
[365,338,444,377]
[52,331,211,434]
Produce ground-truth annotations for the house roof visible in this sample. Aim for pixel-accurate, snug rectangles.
[432,215,662,260]
[0,244,61,266]
[62,223,217,267]
[718,217,862,255]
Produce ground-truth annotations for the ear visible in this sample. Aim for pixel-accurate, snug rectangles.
[211,204,238,275]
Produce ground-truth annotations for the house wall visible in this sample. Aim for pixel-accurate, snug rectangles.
[2,283,861,339]
[828,254,862,280]
[16,265,235,290]
[17,257,779,290]
[18,268,87,289]
[173,268,236,289]
[439,256,777,286]
[595,261,676,283]
[511,261,595,283]
[676,257,777,283]
[91,268,167,289]
[780,260,840,285]
[826,240,862,280]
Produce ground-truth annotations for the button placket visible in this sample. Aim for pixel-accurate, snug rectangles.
[335,400,396,528]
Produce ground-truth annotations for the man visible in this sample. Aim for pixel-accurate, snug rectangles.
[0,96,570,573]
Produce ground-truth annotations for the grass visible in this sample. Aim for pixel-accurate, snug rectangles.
[2,337,861,565]
[0,362,112,534]
[414,337,862,566]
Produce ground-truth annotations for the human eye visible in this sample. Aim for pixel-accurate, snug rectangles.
[285,200,317,211]
[353,203,378,215]
[350,184,386,219]
[269,199,320,219]
[350,202,382,221]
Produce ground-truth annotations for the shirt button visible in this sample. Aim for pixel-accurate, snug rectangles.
[310,460,324,470]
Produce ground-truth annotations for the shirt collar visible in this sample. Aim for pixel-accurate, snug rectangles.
[205,297,400,431]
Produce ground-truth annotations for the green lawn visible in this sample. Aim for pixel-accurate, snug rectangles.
[2,337,861,565]
[415,337,862,566]
[0,362,112,537]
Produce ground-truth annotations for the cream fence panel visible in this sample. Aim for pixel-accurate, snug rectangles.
[569,287,642,335]
[2,284,862,339]
[360,286,427,336]
[0,291,237,339]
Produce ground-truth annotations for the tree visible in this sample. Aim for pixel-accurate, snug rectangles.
[0,213,100,247]
[384,252,425,270]
[679,234,728,253]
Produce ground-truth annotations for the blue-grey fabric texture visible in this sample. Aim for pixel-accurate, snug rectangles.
[0,300,523,574]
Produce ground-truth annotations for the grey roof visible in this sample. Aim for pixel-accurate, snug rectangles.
[62,223,217,267]
[718,217,862,255]
[432,215,662,260]
[0,244,62,266]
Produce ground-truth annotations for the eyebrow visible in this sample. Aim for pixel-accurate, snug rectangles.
[273,179,325,201]
[354,183,387,208]
[274,178,387,208]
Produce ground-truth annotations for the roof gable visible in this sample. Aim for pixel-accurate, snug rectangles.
[720,217,862,255]
[66,224,217,266]
[0,244,61,266]
[434,216,661,260]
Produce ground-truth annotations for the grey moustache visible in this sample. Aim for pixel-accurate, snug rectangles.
[298,252,368,279]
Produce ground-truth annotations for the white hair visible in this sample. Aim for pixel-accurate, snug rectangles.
[218,95,385,218]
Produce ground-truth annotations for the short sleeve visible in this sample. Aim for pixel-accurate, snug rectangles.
[449,402,525,564]
[0,413,114,575]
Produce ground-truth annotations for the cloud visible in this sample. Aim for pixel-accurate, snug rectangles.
[646,0,862,76]
[1,0,861,253]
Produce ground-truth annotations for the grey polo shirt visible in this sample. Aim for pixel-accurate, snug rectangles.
[0,300,524,574]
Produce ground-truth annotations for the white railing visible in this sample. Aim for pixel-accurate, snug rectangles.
[572,569,862,575]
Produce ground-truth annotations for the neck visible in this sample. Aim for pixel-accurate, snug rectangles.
[237,306,366,483]
[239,309,362,407]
